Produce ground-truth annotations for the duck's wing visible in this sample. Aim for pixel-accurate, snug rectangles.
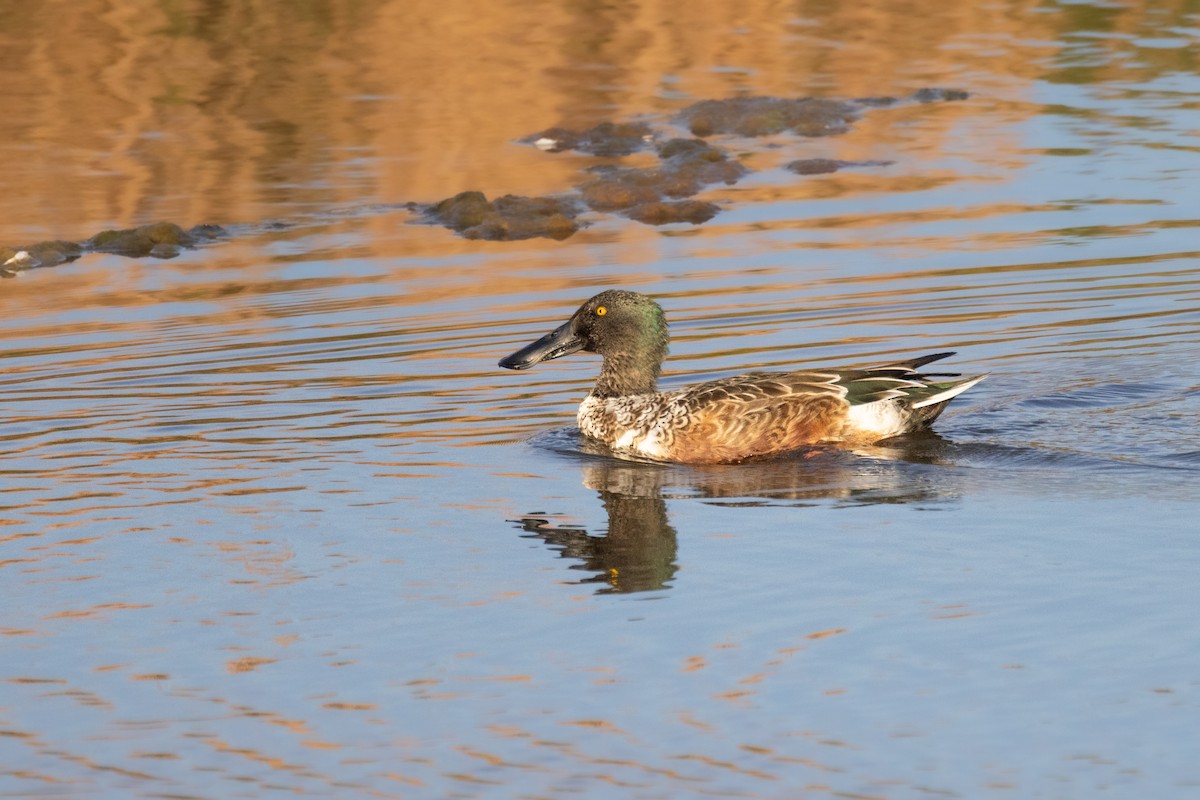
[680,370,847,406]
[680,352,964,408]
[660,354,984,462]
[666,371,853,462]
[676,353,983,440]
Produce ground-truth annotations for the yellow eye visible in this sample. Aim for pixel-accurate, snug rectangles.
[596,306,607,316]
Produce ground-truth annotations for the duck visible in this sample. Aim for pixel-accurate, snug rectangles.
[499,290,985,464]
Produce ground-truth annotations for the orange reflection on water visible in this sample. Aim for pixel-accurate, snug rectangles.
[0,2,1195,798]
[0,0,1058,248]
[44,603,152,621]
[226,656,277,674]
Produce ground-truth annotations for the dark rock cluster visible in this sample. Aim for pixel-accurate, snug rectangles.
[420,88,967,241]
[2,222,226,276]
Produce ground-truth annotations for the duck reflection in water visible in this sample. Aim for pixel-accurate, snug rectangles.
[516,460,679,595]
[514,431,963,594]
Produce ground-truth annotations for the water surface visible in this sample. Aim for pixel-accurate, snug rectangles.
[1,1,1198,797]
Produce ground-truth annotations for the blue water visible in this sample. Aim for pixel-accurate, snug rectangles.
[2,1,1199,797]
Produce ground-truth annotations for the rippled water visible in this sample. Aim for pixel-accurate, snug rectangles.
[3,1,1199,798]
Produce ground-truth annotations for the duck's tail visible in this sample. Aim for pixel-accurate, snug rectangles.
[908,374,988,426]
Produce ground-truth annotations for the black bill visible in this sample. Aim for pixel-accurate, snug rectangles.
[499,321,584,370]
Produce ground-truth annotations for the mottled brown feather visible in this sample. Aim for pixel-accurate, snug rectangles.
[665,375,849,463]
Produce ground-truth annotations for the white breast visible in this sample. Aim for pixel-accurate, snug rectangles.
[578,395,671,460]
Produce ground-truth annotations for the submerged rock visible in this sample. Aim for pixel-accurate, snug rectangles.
[625,200,720,226]
[88,221,226,258]
[677,88,969,139]
[421,191,582,241]
[1,240,84,271]
[854,89,970,108]
[427,191,492,231]
[578,138,745,225]
[656,138,747,184]
[912,88,970,103]
[678,96,861,138]
[854,96,902,108]
[1,222,226,275]
[522,122,654,157]
[786,158,894,175]
[579,173,664,212]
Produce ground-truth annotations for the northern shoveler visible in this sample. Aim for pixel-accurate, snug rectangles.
[499,290,985,464]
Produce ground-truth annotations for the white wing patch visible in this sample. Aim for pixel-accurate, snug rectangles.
[845,399,909,438]
[911,376,986,408]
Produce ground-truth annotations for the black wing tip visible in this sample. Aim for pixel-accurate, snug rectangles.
[906,351,956,369]
[865,351,957,373]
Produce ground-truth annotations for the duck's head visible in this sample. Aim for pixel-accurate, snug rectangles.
[499,291,668,388]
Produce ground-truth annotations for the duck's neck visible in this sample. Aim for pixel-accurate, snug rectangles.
[592,349,664,398]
